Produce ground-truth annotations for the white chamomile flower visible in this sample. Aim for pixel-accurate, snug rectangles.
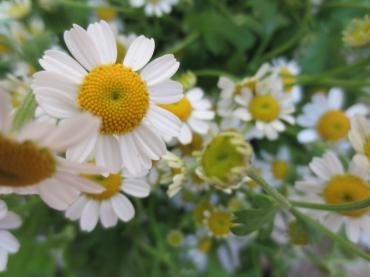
[0,200,21,272]
[0,90,104,210]
[297,88,368,144]
[32,20,183,176]
[232,80,295,140]
[0,0,31,20]
[129,0,178,17]
[272,58,302,103]
[348,115,370,171]
[256,146,291,187]
[66,172,150,232]
[295,151,370,243]
[160,87,215,145]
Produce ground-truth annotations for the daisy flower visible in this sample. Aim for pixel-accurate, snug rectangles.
[32,20,183,176]
[348,115,370,171]
[297,88,367,144]
[0,0,31,20]
[129,0,178,17]
[232,78,295,140]
[160,87,215,145]
[271,58,302,103]
[0,90,104,210]
[295,151,370,243]
[0,200,21,272]
[256,146,291,187]
[203,207,233,239]
[65,172,150,232]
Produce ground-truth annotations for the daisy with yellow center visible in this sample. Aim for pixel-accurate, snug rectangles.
[295,151,370,243]
[232,80,295,140]
[129,0,178,17]
[66,171,150,232]
[203,208,233,239]
[271,58,302,103]
[0,0,31,20]
[297,88,367,144]
[196,132,254,193]
[160,87,215,145]
[0,90,104,210]
[349,115,370,171]
[0,200,21,272]
[256,146,291,187]
[32,20,183,176]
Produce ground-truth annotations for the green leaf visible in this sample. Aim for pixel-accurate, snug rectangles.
[232,194,278,236]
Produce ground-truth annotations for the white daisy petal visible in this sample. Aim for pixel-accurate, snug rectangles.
[123,35,154,71]
[0,213,21,230]
[327,88,344,109]
[39,49,87,83]
[186,87,204,102]
[54,172,104,194]
[38,180,77,211]
[32,71,78,96]
[324,213,343,232]
[233,108,252,121]
[111,194,135,222]
[140,54,179,86]
[148,80,183,104]
[298,129,319,143]
[64,24,102,70]
[0,231,19,254]
[188,117,209,134]
[80,200,100,232]
[345,220,361,243]
[66,134,97,163]
[99,200,118,228]
[35,94,79,119]
[309,157,332,180]
[95,135,122,173]
[192,110,215,120]
[146,105,181,137]
[87,20,117,64]
[65,196,88,220]
[0,249,8,272]
[121,178,150,198]
[0,91,11,133]
[132,123,166,160]
[178,123,192,144]
[56,158,104,175]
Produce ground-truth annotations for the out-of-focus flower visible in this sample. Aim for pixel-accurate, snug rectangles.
[0,90,104,210]
[160,87,215,145]
[297,88,367,144]
[203,207,233,239]
[343,15,370,48]
[349,115,370,171]
[65,172,150,231]
[0,0,31,20]
[295,151,370,243]
[129,0,178,17]
[32,20,183,176]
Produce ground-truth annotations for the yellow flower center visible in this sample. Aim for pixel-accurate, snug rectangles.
[159,97,192,122]
[272,160,289,180]
[193,201,213,225]
[363,136,370,161]
[0,135,56,187]
[166,230,184,248]
[85,173,121,200]
[206,210,232,238]
[95,6,118,21]
[279,67,295,93]
[78,64,149,135]
[324,174,370,217]
[316,110,350,141]
[197,237,212,253]
[249,95,280,122]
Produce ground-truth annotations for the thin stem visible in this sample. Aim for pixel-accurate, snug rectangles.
[246,168,292,209]
[193,69,237,80]
[323,2,370,10]
[296,76,370,88]
[161,32,199,56]
[56,0,136,14]
[291,196,370,212]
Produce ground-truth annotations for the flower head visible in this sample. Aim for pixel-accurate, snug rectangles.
[343,15,370,48]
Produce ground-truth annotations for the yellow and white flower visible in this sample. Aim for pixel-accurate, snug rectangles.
[295,151,370,243]
[203,207,233,239]
[129,0,178,17]
[65,172,150,232]
[32,20,183,176]
[349,115,370,171]
[0,0,31,20]
[0,90,104,210]
[160,87,215,145]
[0,200,21,272]
[297,88,367,144]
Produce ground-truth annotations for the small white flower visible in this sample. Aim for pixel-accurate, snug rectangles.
[0,0,31,20]
[129,0,178,17]
[297,88,368,144]
[295,151,370,243]
[0,90,104,211]
[0,200,21,272]
[348,115,370,171]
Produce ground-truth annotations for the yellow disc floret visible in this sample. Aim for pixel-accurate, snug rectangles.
[316,110,350,141]
[159,97,192,122]
[324,174,370,217]
[272,160,289,180]
[78,64,149,135]
[85,173,121,200]
[279,67,295,93]
[205,210,233,238]
[0,135,56,187]
[343,15,370,48]
[249,95,280,122]
[95,6,117,21]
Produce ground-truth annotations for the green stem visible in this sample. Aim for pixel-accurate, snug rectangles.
[56,0,136,13]
[161,32,199,55]
[246,168,291,209]
[291,196,370,212]
[323,2,370,9]
[291,208,370,261]
[193,69,237,80]
[296,76,370,88]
